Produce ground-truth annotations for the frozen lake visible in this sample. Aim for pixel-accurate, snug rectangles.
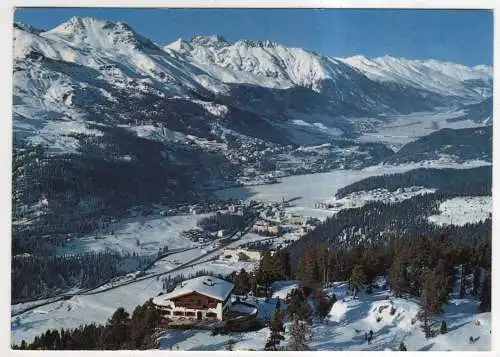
[215,160,491,219]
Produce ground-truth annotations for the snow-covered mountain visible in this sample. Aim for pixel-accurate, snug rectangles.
[342,55,491,100]
[165,35,351,90]
[13,16,493,152]
[164,35,489,117]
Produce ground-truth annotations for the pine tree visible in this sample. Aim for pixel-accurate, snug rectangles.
[349,265,366,293]
[389,257,408,297]
[298,247,321,283]
[99,307,131,349]
[265,308,285,350]
[473,267,482,296]
[479,270,491,312]
[314,288,331,320]
[288,314,312,351]
[234,268,251,295]
[459,264,466,298]
[276,250,292,279]
[422,260,453,314]
[286,288,312,324]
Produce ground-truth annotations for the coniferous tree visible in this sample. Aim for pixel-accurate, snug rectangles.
[99,307,131,350]
[265,308,286,350]
[459,264,466,298]
[314,288,332,320]
[473,267,482,297]
[479,270,491,312]
[389,257,408,297]
[349,265,366,293]
[422,260,452,315]
[298,247,321,283]
[276,250,292,279]
[288,314,312,351]
[233,268,251,295]
[286,287,312,324]
[419,261,450,339]
[20,340,27,350]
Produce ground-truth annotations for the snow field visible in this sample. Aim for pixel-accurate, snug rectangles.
[271,280,301,300]
[428,196,491,226]
[357,110,487,150]
[57,212,208,256]
[316,289,490,351]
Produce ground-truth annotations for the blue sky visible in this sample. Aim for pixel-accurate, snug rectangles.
[14,8,493,66]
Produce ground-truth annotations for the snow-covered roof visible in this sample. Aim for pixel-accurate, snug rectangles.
[156,276,234,304]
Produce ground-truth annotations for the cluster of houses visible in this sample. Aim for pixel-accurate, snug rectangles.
[181,228,229,244]
[219,247,262,262]
[212,235,233,248]
[158,199,254,217]
[314,201,342,209]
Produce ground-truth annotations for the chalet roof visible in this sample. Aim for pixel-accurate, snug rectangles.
[154,276,234,305]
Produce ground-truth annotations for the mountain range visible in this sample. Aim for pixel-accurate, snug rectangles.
[13,16,492,149]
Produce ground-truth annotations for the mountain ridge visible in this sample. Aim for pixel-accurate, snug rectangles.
[13,16,492,153]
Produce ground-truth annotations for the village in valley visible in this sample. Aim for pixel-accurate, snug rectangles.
[10,8,493,353]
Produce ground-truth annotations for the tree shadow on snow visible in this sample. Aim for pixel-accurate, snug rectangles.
[158,330,197,350]
[419,342,435,351]
[188,340,228,351]
[448,321,471,333]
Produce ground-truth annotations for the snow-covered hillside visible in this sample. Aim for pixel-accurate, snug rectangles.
[428,196,492,226]
[343,55,492,100]
[155,290,491,351]
[13,275,490,351]
[316,290,490,351]
[165,36,356,91]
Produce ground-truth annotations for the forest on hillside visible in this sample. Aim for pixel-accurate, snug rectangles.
[12,132,236,256]
[336,166,491,199]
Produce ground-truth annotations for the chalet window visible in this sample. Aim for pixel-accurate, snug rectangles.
[206,312,217,318]
[185,311,195,317]
[164,310,171,315]
[173,311,184,316]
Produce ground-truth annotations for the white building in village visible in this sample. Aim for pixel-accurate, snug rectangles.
[152,276,234,321]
